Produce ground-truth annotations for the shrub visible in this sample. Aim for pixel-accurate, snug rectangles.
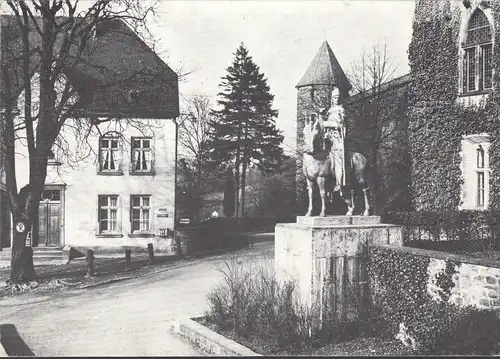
[369,245,500,355]
[205,254,320,349]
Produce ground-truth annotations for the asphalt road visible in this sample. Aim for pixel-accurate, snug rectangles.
[0,239,274,356]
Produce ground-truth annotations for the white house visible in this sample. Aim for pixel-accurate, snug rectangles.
[0,16,179,252]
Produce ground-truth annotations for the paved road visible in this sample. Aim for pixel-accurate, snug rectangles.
[1,240,274,356]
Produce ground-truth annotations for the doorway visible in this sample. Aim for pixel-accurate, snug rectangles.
[36,188,63,247]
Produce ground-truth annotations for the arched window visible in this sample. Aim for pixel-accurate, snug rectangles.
[462,9,493,94]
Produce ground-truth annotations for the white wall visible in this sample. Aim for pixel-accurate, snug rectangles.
[14,118,177,248]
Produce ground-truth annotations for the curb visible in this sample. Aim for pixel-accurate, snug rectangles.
[169,318,261,357]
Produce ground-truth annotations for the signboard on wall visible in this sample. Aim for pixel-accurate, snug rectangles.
[180,218,190,224]
[157,208,169,218]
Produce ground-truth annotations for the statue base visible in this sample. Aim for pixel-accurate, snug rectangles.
[274,215,403,331]
[296,215,381,226]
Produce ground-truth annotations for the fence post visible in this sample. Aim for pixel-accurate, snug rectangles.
[125,249,132,270]
[86,250,95,278]
[147,243,154,264]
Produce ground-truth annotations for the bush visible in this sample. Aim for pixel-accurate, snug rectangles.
[369,245,500,355]
[383,211,500,251]
[205,254,319,349]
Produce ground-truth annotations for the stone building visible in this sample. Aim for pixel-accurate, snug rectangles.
[0,16,179,253]
[295,41,411,214]
[408,0,500,211]
[295,0,500,214]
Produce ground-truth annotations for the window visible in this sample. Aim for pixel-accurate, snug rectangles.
[476,145,485,207]
[461,9,493,94]
[99,134,122,173]
[98,195,120,233]
[41,189,60,202]
[130,195,151,233]
[460,135,490,210]
[131,137,154,173]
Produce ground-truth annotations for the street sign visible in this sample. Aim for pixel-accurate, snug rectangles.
[15,221,26,234]
[180,218,190,224]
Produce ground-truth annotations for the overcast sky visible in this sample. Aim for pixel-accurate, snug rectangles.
[1,0,416,154]
[153,0,416,153]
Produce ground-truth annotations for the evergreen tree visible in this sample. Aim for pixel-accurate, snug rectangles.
[223,166,235,217]
[208,43,286,216]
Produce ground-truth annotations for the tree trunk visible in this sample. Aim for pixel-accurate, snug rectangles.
[370,149,380,214]
[10,184,44,283]
[10,208,36,283]
[234,149,241,219]
[241,158,248,217]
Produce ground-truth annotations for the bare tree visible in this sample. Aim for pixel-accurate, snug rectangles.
[346,39,410,213]
[0,0,176,282]
[177,94,222,220]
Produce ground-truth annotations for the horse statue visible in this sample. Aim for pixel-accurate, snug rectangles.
[302,114,371,217]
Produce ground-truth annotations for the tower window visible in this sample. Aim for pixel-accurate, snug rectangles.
[461,9,493,94]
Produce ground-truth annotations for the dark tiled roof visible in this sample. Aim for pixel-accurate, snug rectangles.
[346,73,412,104]
[0,15,179,119]
[296,41,352,93]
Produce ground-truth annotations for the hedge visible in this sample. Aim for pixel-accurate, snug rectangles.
[368,245,500,354]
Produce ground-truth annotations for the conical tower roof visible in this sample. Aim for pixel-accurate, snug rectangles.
[296,41,351,92]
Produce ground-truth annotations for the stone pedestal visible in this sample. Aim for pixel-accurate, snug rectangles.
[274,215,403,329]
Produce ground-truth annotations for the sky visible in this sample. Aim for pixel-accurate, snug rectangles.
[152,0,416,154]
[0,0,416,154]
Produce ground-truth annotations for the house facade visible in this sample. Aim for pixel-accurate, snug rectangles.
[408,0,500,212]
[13,119,177,251]
[0,16,179,251]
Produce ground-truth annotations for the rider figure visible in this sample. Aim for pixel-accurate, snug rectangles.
[324,87,346,196]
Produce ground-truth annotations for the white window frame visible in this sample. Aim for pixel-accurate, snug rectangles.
[130,195,152,233]
[460,135,490,210]
[460,9,493,95]
[98,195,120,234]
[131,137,154,173]
[99,135,122,173]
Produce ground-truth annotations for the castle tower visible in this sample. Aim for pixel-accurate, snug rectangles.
[295,41,351,212]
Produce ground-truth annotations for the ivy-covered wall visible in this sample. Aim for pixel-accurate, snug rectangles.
[408,0,500,211]
[369,243,500,354]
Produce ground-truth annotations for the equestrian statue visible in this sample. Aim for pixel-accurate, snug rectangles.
[302,88,371,217]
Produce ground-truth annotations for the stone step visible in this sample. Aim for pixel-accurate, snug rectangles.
[0,248,62,260]
[296,215,381,226]
[33,246,63,251]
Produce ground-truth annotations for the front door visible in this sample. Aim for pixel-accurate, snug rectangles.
[37,189,61,247]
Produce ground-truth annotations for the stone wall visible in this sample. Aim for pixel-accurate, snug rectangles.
[374,243,500,310]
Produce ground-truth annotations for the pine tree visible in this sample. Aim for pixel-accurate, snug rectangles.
[208,43,286,217]
[223,166,235,217]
